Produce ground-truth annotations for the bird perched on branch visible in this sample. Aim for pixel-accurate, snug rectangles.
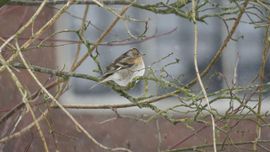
[91,48,145,89]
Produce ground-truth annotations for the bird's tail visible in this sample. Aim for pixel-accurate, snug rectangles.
[89,77,111,90]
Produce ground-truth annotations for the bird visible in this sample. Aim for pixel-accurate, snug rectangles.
[90,48,145,89]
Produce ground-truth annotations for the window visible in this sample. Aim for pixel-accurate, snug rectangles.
[55,2,267,113]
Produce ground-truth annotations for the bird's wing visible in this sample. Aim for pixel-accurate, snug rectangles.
[102,52,135,78]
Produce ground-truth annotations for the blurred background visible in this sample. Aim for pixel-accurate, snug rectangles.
[1,0,270,151]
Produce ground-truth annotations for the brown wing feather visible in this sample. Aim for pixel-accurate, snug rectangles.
[102,48,137,78]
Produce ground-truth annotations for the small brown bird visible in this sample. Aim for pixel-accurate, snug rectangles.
[91,48,145,88]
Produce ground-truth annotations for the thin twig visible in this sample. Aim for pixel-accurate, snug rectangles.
[0,0,48,53]
[0,110,49,143]
[187,0,250,87]
[166,140,270,152]
[0,0,76,73]
[191,0,216,151]
[254,23,270,151]
[16,36,131,152]
[0,46,49,151]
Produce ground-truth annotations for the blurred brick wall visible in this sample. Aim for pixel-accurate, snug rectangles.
[0,5,56,152]
[0,5,55,108]
[4,111,268,152]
